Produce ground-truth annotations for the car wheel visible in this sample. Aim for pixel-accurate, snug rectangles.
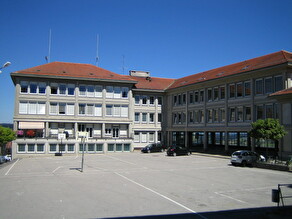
[242,160,247,167]
[173,152,177,157]
[187,151,191,156]
[147,150,151,153]
[161,149,164,152]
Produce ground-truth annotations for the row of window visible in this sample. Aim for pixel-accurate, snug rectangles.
[134,112,162,123]
[134,95,162,106]
[19,102,129,117]
[20,81,129,99]
[134,131,162,143]
[17,143,131,153]
[173,75,283,106]
[173,104,278,124]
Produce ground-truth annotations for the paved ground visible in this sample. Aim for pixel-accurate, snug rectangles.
[0,152,291,219]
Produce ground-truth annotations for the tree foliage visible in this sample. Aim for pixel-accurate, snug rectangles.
[249,118,287,141]
[0,125,16,148]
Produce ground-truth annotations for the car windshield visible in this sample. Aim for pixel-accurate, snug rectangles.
[233,152,242,156]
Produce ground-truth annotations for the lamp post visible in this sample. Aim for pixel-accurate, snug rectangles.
[0,62,11,74]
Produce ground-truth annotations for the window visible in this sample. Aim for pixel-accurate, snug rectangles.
[27,144,35,152]
[68,144,75,152]
[142,113,147,123]
[135,113,140,122]
[274,75,283,92]
[149,96,154,105]
[95,85,103,97]
[68,84,75,96]
[87,85,94,97]
[182,94,186,104]
[113,105,121,117]
[135,95,140,105]
[189,92,194,104]
[95,104,102,116]
[189,111,194,123]
[237,107,243,121]
[20,102,46,115]
[106,86,113,98]
[207,109,212,123]
[30,82,37,94]
[79,104,86,115]
[229,108,235,122]
[59,103,66,114]
[158,96,162,105]
[239,132,248,147]
[173,95,177,105]
[149,132,154,142]
[106,105,113,116]
[134,132,140,142]
[220,86,225,100]
[264,77,273,94]
[18,144,26,152]
[213,87,219,101]
[149,113,154,123]
[142,96,147,105]
[220,108,225,122]
[255,79,263,95]
[158,113,162,123]
[236,83,243,98]
[79,85,86,96]
[141,132,147,143]
[50,103,58,114]
[86,104,94,116]
[194,91,199,103]
[256,105,264,120]
[20,81,28,93]
[265,104,273,118]
[49,144,57,152]
[214,109,218,122]
[200,90,204,102]
[244,81,251,96]
[122,87,128,98]
[244,106,251,121]
[59,84,67,95]
[207,89,212,101]
[229,84,235,98]
[178,94,182,105]
[114,87,121,98]
[51,83,58,94]
[228,132,238,146]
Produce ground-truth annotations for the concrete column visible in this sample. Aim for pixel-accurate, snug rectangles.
[203,131,208,151]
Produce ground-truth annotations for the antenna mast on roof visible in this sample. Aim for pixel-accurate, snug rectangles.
[45,29,52,63]
[122,55,125,74]
[96,34,99,66]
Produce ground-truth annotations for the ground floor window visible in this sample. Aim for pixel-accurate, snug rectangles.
[107,143,130,152]
[255,139,275,148]
[228,132,249,147]
[79,143,104,153]
[172,132,185,146]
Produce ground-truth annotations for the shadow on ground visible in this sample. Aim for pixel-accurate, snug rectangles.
[104,206,292,219]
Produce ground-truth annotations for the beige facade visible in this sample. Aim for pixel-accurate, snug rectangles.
[10,50,292,159]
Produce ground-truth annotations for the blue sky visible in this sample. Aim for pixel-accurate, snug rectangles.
[1,0,292,123]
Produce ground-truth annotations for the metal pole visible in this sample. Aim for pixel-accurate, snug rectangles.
[81,137,85,172]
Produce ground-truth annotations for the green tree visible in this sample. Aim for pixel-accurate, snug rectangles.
[0,126,16,155]
[249,118,287,157]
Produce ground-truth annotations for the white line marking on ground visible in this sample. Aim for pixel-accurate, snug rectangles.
[214,192,248,204]
[107,155,137,166]
[115,172,208,219]
[52,166,62,173]
[5,159,19,176]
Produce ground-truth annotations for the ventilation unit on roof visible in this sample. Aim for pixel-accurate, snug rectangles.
[241,65,250,70]
[216,72,224,76]
[197,77,206,81]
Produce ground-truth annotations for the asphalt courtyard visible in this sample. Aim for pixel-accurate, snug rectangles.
[0,152,291,219]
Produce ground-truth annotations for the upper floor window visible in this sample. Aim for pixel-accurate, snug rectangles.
[220,86,225,100]
[19,101,46,115]
[20,81,46,95]
[236,83,243,98]
[135,95,140,105]
[229,84,235,98]
[157,96,162,105]
[50,83,75,96]
[244,81,251,96]
[189,92,194,104]
[264,77,273,94]
[207,89,212,102]
[255,79,263,95]
[149,96,155,105]
[274,75,283,92]
[213,87,219,101]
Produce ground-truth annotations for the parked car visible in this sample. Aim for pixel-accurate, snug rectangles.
[141,143,166,153]
[230,150,261,166]
[167,146,191,156]
[0,156,5,164]
[0,155,11,164]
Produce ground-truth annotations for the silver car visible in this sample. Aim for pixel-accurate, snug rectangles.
[231,150,259,166]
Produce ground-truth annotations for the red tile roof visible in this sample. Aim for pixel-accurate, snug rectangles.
[270,87,292,97]
[168,50,292,90]
[130,76,175,91]
[12,61,136,83]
